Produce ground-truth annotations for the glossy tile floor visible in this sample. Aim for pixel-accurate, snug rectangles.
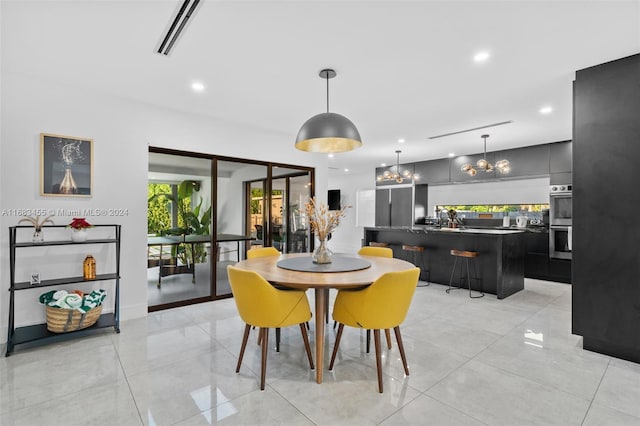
[2,279,640,425]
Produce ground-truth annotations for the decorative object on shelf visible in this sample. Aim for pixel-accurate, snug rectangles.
[67,217,93,242]
[447,209,458,228]
[304,197,349,264]
[39,289,107,333]
[376,150,419,183]
[295,68,362,153]
[83,255,96,280]
[461,134,510,176]
[18,214,54,243]
[30,272,41,286]
[40,133,93,197]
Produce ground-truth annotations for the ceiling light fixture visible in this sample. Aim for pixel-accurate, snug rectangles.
[191,81,205,92]
[539,106,553,114]
[157,0,201,56]
[461,134,510,176]
[474,51,490,62]
[295,69,362,153]
[377,150,419,183]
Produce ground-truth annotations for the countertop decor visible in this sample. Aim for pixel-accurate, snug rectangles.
[305,197,349,264]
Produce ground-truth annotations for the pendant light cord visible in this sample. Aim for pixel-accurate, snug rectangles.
[326,73,330,113]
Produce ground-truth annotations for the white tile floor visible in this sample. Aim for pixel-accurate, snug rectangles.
[2,279,639,425]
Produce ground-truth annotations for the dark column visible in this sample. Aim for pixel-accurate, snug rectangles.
[572,53,640,363]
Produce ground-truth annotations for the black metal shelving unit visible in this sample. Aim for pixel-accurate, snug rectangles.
[6,225,121,356]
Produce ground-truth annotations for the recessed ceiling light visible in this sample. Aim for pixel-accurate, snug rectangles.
[381,163,387,167]
[191,81,205,92]
[539,106,553,115]
[473,51,490,63]
[344,168,349,172]
[328,153,334,158]
[448,153,455,157]
[398,139,405,144]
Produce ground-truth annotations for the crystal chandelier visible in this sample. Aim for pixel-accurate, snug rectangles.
[461,134,510,176]
[377,150,418,183]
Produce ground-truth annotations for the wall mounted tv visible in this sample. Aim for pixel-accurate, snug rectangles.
[328,190,341,210]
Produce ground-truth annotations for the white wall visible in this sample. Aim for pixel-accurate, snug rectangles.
[0,72,327,340]
[327,170,376,254]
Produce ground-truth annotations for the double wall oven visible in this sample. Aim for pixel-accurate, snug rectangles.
[549,184,572,259]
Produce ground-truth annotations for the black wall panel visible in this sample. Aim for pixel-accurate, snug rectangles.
[572,53,640,363]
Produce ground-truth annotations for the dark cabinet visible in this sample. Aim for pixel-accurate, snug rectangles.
[493,144,550,179]
[413,158,450,184]
[550,141,572,173]
[550,141,572,185]
[573,53,640,363]
[524,232,549,278]
[375,187,412,227]
[375,189,390,226]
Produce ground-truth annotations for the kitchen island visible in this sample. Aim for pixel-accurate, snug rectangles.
[364,226,525,299]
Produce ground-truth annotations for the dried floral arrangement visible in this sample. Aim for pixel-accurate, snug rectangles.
[18,215,54,231]
[304,197,349,241]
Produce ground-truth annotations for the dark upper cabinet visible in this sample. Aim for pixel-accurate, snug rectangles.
[549,141,572,173]
[491,144,551,179]
[413,158,450,184]
[375,163,415,187]
[450,153,496,182]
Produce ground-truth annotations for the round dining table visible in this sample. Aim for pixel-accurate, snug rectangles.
[233,252,415,384]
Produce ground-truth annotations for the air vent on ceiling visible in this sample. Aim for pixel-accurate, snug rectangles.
[428,120,513,139]
[156,0,201,56]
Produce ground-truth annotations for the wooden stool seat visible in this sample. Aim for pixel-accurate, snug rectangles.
[369,242,389,247]
[450,249,478,258]
[401,245,429,284]
[447,248,483,298]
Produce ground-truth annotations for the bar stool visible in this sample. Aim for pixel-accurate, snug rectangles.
[446,249,484,298]
[369,241,389,247]
[402,245,430,285]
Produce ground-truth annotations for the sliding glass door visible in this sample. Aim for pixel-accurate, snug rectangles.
[147,152,213,309]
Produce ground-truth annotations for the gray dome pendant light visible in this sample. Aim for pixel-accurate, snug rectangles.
[295,68,363,153]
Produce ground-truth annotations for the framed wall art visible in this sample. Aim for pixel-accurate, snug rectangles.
[40,133,93,197]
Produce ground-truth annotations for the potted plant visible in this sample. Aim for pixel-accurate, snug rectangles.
[148,180,212,274]
[67,217,93,242]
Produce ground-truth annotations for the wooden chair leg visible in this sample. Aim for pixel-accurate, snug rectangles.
[236,324,251,373]
[299,323,315,370]
[385,329,392,350]
[257,327,262,345]
[374,329,383,393]
[275,328,281,352]
[329,323,344,370]
[366,329,371,353]
[260,327,269,391]
[394,326,410,376]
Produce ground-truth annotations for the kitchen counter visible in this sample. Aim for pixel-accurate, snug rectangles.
[364,226,525,298]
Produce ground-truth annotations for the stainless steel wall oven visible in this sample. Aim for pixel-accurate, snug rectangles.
[549,184,572,259]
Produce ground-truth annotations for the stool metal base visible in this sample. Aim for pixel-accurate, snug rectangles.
[402,245,430,286]
[446,255,484,298]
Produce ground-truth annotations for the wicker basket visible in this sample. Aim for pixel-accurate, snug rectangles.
[45,305,103,333]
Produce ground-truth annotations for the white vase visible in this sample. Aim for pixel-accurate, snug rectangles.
[71,229,88,242]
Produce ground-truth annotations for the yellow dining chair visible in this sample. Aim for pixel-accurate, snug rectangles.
[246,246,286,350]
[329,267,420,393]
[357,246,393,258]
[227,265,314,390]
[247,246,281,259]
[345,246,395,352]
